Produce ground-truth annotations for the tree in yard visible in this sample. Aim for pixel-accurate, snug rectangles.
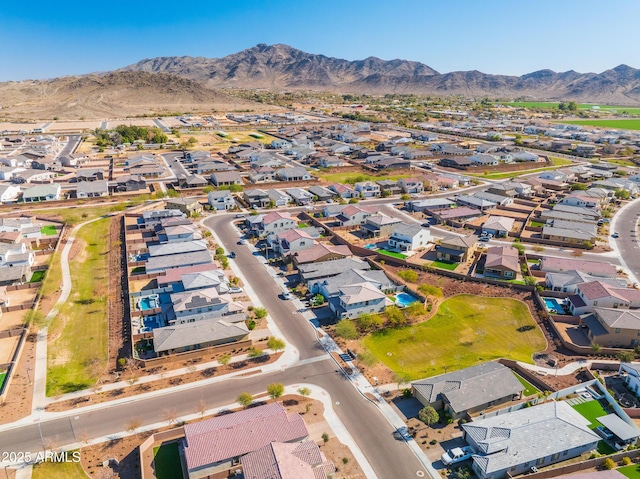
[418,284,443,299]
[321,432,330,443]
[404,301,426,319]
[218,353,231,366]
[602,458,615,470]
[248,347,263,358]
[570,182,588,191]
[524,276,537,286]
[254,307,268,319]
[418,406,439,427]
[385,305,407,327]
[335,319,358,339]
[615,188,631,200]
[617,350,635,363]
[355,312,384,332]
[267,382,285,401]
[237,392,253,408]
[267,337,286,353]
[392,372,411,389]
[590,342,602,353]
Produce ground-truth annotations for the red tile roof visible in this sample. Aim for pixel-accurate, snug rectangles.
[183,403,309,470]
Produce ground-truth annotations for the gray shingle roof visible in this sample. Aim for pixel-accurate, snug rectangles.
[412,362,523,414]
[464,401,598,475]
[153,315,248,353]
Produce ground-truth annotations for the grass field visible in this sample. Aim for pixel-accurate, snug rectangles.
[364,295,546,379]
[618,464,640,479]
[314,170,410,184]
[431,260,458,271]
[40,225,57,236]
[498,102,640,114]
[32,457,88,479]
[377,249,408,260]
[513,372,539,396]
[560,119,640,130]
[550,157,573,166]
[30,270,46,283]
[47,218,111,396]
[467,165,565,180]
[153,443,184,479]
[605,158,637,167]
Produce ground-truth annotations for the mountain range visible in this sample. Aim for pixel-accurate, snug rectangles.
[122,43,640,104]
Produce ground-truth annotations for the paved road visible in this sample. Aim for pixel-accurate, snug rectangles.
[610,199,640,283]
[153,118,171,133]
[161,152,190,178]
[0,214,427,479]
[56,135,82,158]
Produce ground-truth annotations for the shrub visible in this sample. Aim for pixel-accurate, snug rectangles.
[622,456,632,466]
[602,458,615,470]
[402,388,413,398]
[398,269,419,283]
[322,432,329,443]
[419,406,439,426]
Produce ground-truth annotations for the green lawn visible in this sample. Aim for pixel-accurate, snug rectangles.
[431,260,458,271]
[153,443,184,479]
[377,249,408,260]
[0,371,6,391]
[530,221,545,228]
[30,270,46,283]
[40,225,57,236]
[561,119,640,131]
[513,372,539,396]
[467,165,566,180]
[47,218,111,396]
[550,157,573,166]
[498,102,640,114]
[605,158,637,167]
[571,400,609,428]
[32,457,88,479]
[364,295,546,379]
[618,464,640,479]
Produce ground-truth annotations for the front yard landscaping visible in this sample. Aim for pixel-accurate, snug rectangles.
[32,456,88,479]
[363,295,545,380]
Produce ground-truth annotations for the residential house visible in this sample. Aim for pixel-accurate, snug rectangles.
[431,207,482,224]
[210,171,242,187]
[546,270,627,294]
[0,242,35,268]
[540,257,617,278]
[207,190,235,211]
[412,362,523,419]
[180,174,209,189]
[0,185,21,203]
[114,174,147,192]
[248,167,276,183]
[619,363,640,397]
[388,223,430,252]
[328,183,356,199]
[407,198,456,213]
[257,211,297,237]
[276,167,311,182]
[354,181,381,198]
[470,154,499,166]
[376,180,401,196]
[243,189,270,209]
[169,288,242,324]
[292,243,352,265]
[455,195,496,212]
[59,153,88,167]
[308,185,334,202]
[482,216,515,238]
[398,178,424,195]
[12,169,54,183]
[439,157,473,169]
[463,401,599,479]
[560,194,601,209]
[313,268,399,298]
[542,224,596,245]
[436,235,477,262]
[271,228,317,255]
[328,282,393,319]
[298,257,371,287]
[318,156,345,168]
[145,250,212,275]
[569,281,640,315]
[483,246,519,279]
[182,403,309,479]
[335,205,373,226]
[241,441,335,479]
[266,189,292,207]
[360,214,403,238]
[474,191,514,207]
[76,180,109,198]
[75,168,104,182]
[581,308,640,348]
[22,184,61,202]
[152,316,249,355]
[166,198,204,217]
[285,188,314,206]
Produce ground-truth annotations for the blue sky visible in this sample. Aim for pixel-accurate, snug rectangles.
[1,0,639,82]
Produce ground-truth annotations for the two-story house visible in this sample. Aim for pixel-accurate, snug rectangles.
[354,181,381,198]
[388,223,430,252]
[328,281,393,319]
[436,234,477,263]
[208,190,235,210]
[398,178,424,195]
[569,281,640,315]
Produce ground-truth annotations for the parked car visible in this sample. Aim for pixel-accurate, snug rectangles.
[229,251,237,258]
[237,238,247,245]
[612,232,620,238]
[478,236,491,242]
[421,223,431,228]
[228,287,243,294]
[281,291,292,300]
[441,446,474,466]
[235,213,246,218]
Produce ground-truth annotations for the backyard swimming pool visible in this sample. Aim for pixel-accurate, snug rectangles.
[396,292,420,308]
[364,244,377,249]
[138,295,159,311]
[542,297,568,315]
